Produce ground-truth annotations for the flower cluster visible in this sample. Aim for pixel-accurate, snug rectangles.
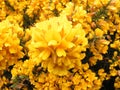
[0,19,24,89]
[0,20,24,70]
[27,15,88,76]
[0,0,120,90]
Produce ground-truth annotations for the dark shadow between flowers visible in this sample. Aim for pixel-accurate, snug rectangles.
[100,76,116,90]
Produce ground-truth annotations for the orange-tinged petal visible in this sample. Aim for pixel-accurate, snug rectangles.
[99,39,110,45]
[0,55,3,61]
[9,47,17,53]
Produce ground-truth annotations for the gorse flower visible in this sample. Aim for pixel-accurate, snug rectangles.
[1,0,120,89]
[0,20,24,70]
[27,15,88,76]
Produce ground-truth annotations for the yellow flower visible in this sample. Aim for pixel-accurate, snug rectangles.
[82,63,89,71]
[97,19,110,34]
[60,81,72,90]
[72,6,87,23]
[47,59,68,76]
[94,79,102,86]
[0,76,8,89]
[98,69,107,80]
[60,2,74,16]
[93,0,110,8]
[27,15,88,76]
[95,28,104,37]
[0,20,24,71]
[117,70,120,76]
[11,61,23,78]
[110,69,117,76]
[110,40,120,49]
[72,73,82,85]
[114,77,120,89]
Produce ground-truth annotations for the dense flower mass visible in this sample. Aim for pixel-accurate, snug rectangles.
[0,0,120,90]
[27,15,88,76]
[0,20,24,71]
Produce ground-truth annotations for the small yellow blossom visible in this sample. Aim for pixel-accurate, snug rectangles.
[95,28,104,37]
[60,2,74,16]
[110,69,117,76]
[82,63,89,71]
[110,40,120,49]
[114,76,120,89]
[72,6,87,23]
[72,73,82,85]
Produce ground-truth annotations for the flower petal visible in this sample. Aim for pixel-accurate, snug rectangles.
[48,40,57,46]
[56,48,66,57]
[39,49,51,60]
